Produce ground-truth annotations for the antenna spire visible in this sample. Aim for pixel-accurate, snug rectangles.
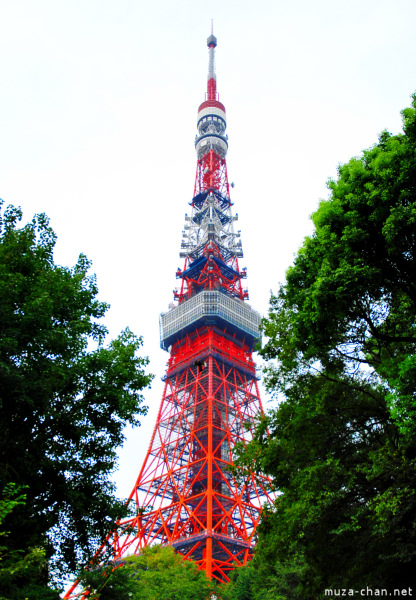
[206,25,218,101]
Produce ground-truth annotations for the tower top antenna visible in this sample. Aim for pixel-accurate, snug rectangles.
[206,26,218,101]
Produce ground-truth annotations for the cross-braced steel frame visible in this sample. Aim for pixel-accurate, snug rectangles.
[109,328,270,582]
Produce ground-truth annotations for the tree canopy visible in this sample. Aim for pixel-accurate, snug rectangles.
[80,545,219,600]
[0,202,153,587]
[0,483,61,600]
[235,95,416,597]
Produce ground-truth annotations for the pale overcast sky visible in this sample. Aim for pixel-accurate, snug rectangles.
[1,0,416,499]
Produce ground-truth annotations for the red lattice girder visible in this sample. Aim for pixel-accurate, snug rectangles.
[103,328,272,583]
[194,150,230,198]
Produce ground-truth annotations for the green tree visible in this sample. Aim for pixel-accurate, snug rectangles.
[0,483,61,599]
[238,95,416,596]
[80,545,219,600]
[221,564,256,600]
[221,554,311,600]
[0,202,153,585]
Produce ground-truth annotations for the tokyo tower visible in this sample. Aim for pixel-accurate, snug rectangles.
[65,31,271,596]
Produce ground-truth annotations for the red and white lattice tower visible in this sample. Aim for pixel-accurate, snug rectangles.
[65,32,271,596]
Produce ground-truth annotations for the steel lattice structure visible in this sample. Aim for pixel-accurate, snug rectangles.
[64,31,271,597]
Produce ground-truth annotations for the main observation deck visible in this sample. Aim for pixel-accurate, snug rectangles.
[160,290,261,351]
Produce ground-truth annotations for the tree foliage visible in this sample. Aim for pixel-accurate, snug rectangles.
[237,95,416,596]
[0,202,153,583]
[80,545,219,600]
[221,557,309,600]
[0,483,61,599]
